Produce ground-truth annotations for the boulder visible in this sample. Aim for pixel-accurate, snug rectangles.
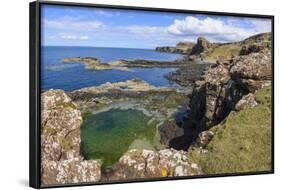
[193,130,214,149]
[235,93,258,111]
[41,89,101,185]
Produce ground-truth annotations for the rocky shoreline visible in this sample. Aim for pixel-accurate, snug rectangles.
[41,32,272,185]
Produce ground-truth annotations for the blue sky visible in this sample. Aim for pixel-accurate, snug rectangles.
[41,4,271,49]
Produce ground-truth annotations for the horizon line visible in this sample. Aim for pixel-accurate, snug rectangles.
[41,45,156,50]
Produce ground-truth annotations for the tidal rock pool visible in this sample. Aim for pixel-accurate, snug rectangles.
[81,108,162,167]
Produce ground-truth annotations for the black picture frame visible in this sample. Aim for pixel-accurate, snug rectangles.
[29,1,274,188]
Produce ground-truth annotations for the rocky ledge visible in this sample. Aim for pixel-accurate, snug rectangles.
[104,149,201,180]
[62,57,129,71]
[156,42,195,54]
[62,54,209,71]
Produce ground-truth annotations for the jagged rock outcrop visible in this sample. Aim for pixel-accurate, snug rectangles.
[106,149,201,180]
[190,37,217,55]
[41,89,101,185]
[188,49,271,129]
[239,43,269,55]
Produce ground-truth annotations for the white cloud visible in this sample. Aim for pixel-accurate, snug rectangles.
[43,16,105,31]
[59,33,89,40]
[95,10,113,17]
[166,16,270,42]
[80,35,89,40]
[126,25,165,35]
[116,16,271,43]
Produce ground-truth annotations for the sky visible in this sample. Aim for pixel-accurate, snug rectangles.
[41,4,272,49]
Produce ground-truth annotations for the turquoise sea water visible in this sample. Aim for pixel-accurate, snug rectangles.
[41,46,182,91]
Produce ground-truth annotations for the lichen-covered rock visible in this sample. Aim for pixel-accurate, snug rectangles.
[107,149,202,180]
[42,157,101,185]
[41,89,101,185]
[235,93,258,111]
[230,50,272,81]
[41,89,82,161]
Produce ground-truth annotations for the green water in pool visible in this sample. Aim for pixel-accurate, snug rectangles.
[81,108,160,167]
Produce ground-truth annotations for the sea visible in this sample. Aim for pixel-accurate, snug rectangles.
[41,46,183,92]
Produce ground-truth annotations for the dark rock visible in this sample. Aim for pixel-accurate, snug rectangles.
[190,37,217,55]
[158,121,184,146]
[165,63,211,87]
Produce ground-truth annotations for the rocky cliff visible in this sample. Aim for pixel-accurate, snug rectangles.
[41,90,101,185]
[168,39,271,151]
[188,48,271,129]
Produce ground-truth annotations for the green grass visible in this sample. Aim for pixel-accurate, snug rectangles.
[81,108,160,167]
[204,32,271,62]
[189,86,272,174]
[205,43,241,61]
